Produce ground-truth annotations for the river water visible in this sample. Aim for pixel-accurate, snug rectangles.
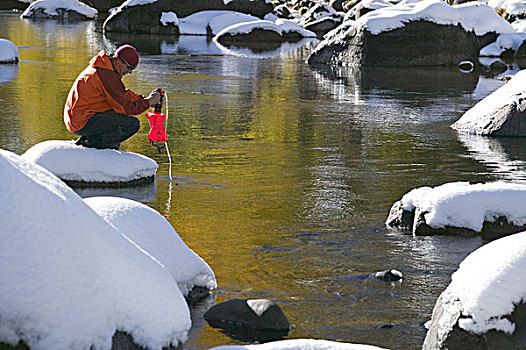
[1,11,525,350]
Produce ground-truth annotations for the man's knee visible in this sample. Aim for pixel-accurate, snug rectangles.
[128,116,140,134]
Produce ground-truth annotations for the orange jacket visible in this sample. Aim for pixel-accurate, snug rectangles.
[64,50,150,132]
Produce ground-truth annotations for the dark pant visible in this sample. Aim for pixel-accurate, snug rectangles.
[74,110,140,149]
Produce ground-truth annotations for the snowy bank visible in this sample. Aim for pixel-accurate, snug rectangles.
[209,339,388,350]
[386,181,526,240]
[21,140,158,187]
[423,231,526,348]
[85,196,216,297]
[0,148,191,350]
[21,0,97,19]
[451,69,526,136]
[0,39,19,64]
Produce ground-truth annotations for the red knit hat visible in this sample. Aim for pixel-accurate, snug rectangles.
[115,44,139,68]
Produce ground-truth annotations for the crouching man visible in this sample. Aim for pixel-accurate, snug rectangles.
[64,44,161,150]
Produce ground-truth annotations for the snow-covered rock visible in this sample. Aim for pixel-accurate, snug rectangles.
[209,339,389,350]
[307,0,479,67]
[21,140,158,187]
[0,39,19,64]
[21,0,98,20]
[487,0,526,21]
[0,148,191,350]
[386,181,526,240]
[423,231,526,349]
[451,69,526,136]
[84,196,216,298]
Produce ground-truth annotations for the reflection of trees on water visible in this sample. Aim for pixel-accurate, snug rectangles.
[458,133,526,182]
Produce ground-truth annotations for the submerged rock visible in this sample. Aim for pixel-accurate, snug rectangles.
[21,140,158,187]
[204,299,290,342]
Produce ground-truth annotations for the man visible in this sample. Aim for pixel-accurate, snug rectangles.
[64,44,161,149]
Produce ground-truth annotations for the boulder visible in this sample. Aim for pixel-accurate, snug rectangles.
[423,232,526,349]
[308,20,479,67]
[204,299,290,342]
[451,69,526,137]
[21,140,158,187]
[385,182,526,241]
[104,0,273,34]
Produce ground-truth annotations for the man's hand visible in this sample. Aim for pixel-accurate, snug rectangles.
[147,90,161,107]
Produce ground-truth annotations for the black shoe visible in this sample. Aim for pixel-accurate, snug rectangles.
[75,136,88,146]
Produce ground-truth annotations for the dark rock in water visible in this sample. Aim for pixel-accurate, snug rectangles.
[185,285,212,305]
[0,0,29,10]
[308,20,479,67]
[424,292,526,350]
[385,201,414,231]
[63,175,154,189]
[204,299,290,342]
[373,269,403,282]
[215,28,283,45]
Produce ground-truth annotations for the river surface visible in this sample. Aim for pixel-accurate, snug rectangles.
[2,11,525,350]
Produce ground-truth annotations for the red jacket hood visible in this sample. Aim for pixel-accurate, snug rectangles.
[89,50,120,73]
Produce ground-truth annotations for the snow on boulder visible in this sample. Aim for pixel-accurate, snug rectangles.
[179,10,260,36]
[0,148,190,350]
[0,39,19,64]
[84,196,217,302]
[423,231,526,349]
[21,140,158,187]
[451,69,526,136]
[214,20,284,47]
[209,339,389,350]
[454,2,515,50]
[21,0,98,20]
[307,0,479,67]
[386,181,526,241]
